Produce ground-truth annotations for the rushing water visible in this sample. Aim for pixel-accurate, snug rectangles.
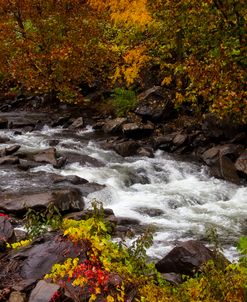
[1,124,247,261]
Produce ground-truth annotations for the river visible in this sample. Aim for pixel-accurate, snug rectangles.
[1,121,246,261]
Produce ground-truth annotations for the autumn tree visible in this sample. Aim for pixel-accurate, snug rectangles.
[146,0,247,123]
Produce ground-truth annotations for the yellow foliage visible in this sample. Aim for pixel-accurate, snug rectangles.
[161,76,172,86]
[113,46,149,86]
[7,239,32,249]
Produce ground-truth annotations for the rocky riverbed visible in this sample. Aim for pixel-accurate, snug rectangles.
[0,90,246,301]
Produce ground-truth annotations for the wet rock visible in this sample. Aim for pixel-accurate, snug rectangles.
[0,136,10,144]
[155,240,214,275]
[52,174,88,185]
[9,291,26,302]
[51,115,71,127]
[28,280,60,302]
[235,150,247,177]
[154,133,176,150]
[33,148,58,166]
[92,121,105,130]
[137,147,154,158]
[103,118,127,134]
[0,156,19,165]
[116,217,140,226]
[0,188,84,214]
[113,140,140,157]
[62,152,104,167]
[202,144,244,165]
[47,139,59,147]
[173,133,188,146]
[0,117,8,129]
[136,207,164,217]
[5,145,21,156]
[209,155,240,184]
[17,159,42,171]
[79,183,106,196]
[122,122,154,138]
[135,86,175,122]
[68,117,84,130]
[53,156,67,169]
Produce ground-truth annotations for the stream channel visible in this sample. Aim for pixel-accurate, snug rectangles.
[1,114,246,261]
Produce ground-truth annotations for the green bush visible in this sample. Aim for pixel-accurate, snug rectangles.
[111,87,137,117]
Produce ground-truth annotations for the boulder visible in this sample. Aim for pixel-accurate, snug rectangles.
[61,152,104,167]
[52,174,88,185]
[135,86,175,122]
[51,115,71,127]
[17,159,42,171]
[32,148,58,166]
[154,133,176,150]
[0,156,19,165]
[202,144,244,165]
[209,155,240,184]
[0,233,86,289]
[122,122,154,138]
[103,118,127,134]
[113,140,140,157]
[28,280,60,302]
[0,188,84,214]
[235,150,247,177]
[68,117,84,130]
[0,136,10,144]
[155,240,214,275]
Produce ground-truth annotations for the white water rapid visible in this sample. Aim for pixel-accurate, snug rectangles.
[1,125,247,261]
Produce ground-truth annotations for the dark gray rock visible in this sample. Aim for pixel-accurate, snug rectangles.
[5,145,21,155]
[0,117,8,129]
[122,122,154,138]
[51,115,71,127]
[113,140,140,157]
[52,174,88,185]
[202,144,244,166]
[209,155,240,184]
[0,136,10,143]
[33,148,58,166]
[0,188,84,214]
[61,152,104,167]
[68,117,84,130]
[17,159,42,171]
[103,118,127,134]
[155,240,214,275]
[135,86,175,122]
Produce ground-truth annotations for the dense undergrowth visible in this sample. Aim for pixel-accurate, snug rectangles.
[7,202,246,302]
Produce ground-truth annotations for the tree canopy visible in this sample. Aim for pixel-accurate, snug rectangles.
[0,0,246,122]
